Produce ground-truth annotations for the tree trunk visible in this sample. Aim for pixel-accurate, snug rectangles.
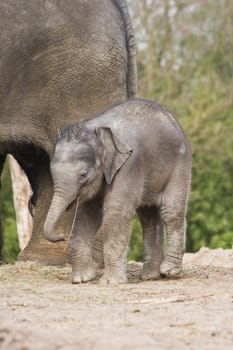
[9,156,33,251]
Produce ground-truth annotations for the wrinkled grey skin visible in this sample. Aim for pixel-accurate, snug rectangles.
[44,99,192,284]
[0,0,136,264]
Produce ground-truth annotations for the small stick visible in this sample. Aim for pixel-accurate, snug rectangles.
[63,198,80,252]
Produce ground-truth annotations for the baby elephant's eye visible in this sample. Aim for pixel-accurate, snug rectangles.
[79,171,88,183]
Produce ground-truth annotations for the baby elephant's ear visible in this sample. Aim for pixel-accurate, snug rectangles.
[97,127,132,185]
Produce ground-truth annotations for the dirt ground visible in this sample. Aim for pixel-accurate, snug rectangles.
[0,247,232,350]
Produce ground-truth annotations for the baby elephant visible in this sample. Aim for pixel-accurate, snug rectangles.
[44,99,191,284]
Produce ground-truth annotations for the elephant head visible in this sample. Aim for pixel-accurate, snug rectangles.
[44,124,132,242]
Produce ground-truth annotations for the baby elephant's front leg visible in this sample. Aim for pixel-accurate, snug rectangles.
[69,202,102,284]
[99,206,134,285]
[70,237,97,284]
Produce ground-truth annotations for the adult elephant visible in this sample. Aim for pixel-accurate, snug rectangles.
[0,0,137,264]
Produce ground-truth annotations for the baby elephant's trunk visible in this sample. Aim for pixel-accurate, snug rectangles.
[44,192,71,242]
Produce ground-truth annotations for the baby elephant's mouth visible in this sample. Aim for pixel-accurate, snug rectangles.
[66,198,78,212]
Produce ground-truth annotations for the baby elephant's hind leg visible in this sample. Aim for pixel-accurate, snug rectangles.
[160,162,190,277]
[137,207,164,280]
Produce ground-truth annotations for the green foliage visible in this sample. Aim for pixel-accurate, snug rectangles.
[128,0,233,256]
[0,160,19,263]
[129,217,143,261]
[187,154,233,251]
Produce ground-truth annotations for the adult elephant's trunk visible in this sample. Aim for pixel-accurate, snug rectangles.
[44,190,74,242]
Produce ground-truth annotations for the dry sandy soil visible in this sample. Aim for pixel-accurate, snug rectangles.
[0,247,232,350]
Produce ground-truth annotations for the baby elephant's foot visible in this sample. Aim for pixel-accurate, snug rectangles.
[159,259,182,277]
[141,263,161,281]
[99,270,127,285]
[72,264,97,284]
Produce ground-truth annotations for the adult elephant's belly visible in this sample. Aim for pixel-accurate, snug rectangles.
[0,0,136,264]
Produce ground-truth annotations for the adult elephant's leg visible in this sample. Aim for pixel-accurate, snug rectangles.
[137,207,164,280]
[18,157,72,264]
